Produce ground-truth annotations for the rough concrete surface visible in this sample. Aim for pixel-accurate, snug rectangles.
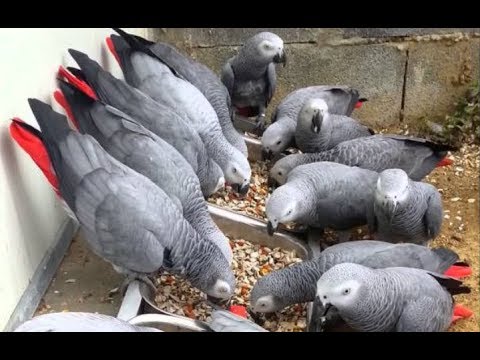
[403,39,480,124]
[153,28,327,47]
[167,42,406,127]
[342,28,480,38]
[152,28,479,127]
[35,232,123,317]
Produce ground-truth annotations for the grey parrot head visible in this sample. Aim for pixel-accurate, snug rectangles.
[265,185,301,235]
[185,240,236,301]
[375,169,411,216]
[299,98,329,134]
[244,32,286,67]
[315,263,372,316]
[261,120,292,159]
[249,274,290,313]
[224,153,252,195]
[269,156,293,186]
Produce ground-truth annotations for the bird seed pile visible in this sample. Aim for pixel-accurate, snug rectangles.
[154,238,307,332]
[208,161,270,220]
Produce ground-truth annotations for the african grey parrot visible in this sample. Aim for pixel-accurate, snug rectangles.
[269,134,455,186]
[62,50,224,197]
[249,240,468,314]
[265,162,378,241]
[295,98,374,153]
[315,263,470,332]
[107,29,248,157]
[372,168,444,245]
[10,100,235,301]
[221,32,287,132]
[107,30,251,195]
[57,80,232,264]
[261,85,367,159]
[208,310,268,332]
[14,312,160,332]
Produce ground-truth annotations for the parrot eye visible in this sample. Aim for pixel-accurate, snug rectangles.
[276,140,281,145]
[278,171,282,176]
[232,168,237,174]
[343,288,350,295]
[287,209,292,215]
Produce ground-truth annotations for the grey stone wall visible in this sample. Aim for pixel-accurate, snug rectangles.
[151,28,480,128]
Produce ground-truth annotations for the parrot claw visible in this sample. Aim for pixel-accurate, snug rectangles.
[253,114,266,135]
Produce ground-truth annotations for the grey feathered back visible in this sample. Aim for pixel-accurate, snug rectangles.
[250,240,460,312]
[270,134,453,185]
[14,312,160,332]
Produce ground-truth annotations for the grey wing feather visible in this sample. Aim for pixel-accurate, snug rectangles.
[423,188,443,238]
[209,311,268,332]
[75,171,166,274]
[395,297,451,332]
[265,62,276,107]
[221,59,235,96]
[14,312,160,332]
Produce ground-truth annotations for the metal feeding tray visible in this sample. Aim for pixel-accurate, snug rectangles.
[116,135,319,331]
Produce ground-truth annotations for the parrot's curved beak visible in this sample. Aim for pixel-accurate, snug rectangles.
[274,50,287,67]
[311,112,322,134]
[267,175,278,189]
[262,149,273,161]
[266,221,277,236]
[231,183,249,196]
[239,183,250,195]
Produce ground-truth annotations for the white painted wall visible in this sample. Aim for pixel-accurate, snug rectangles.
[0,28,148,330]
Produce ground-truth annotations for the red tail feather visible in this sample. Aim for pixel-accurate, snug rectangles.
[229,305,247,318]
[106,36,121,65]
[451,304,474,323]
[57,66,97,100]
[9,119,60,195]
[436,157,453,168]
[53,90,79,130]
[354,101,363,109]
[444,264,472,279]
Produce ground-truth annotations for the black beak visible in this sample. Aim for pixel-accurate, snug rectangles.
[273,51,287,67]
[262,149,273,161]
[308,296,327,332]
[266,221,277,236]
[267,176,278,189]
[311,112,322,134]
[239,183,250,195]
[231,183,250,196]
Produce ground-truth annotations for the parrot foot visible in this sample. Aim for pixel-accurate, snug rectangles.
[253,114,266,135]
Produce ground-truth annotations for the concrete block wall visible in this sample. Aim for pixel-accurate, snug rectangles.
[151,28,480,128]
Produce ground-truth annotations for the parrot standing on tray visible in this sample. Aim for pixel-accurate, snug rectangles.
[105,29,252,195]
[106,28,248,157]
[221,32,287,133]
[60,50,224,198]
[261,85,367,159]
[9,100,235,302]
[55,80,232,264]
[314,263,470,332]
